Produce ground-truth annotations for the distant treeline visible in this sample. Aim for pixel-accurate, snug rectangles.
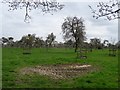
[1,34,120,50]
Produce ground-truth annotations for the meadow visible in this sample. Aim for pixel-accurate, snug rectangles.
[2,47,118,88]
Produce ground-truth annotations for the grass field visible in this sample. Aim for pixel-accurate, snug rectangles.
[2,47,118,88]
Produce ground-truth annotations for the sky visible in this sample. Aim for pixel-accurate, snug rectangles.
[1,0,119,43]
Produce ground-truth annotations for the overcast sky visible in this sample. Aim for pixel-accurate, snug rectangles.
[1,0,118,43]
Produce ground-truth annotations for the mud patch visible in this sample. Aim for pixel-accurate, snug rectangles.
[20,64,95,79]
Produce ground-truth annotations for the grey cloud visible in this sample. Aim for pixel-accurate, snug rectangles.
[1,1,118,43]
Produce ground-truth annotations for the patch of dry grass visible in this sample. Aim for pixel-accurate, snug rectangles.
[20,64,95,79]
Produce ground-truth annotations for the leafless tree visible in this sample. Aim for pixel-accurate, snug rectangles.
[46,32,56,47]
[8,37,14,47]
[90,38,101,49]
[20,34,36,54]
[2,37,9,47]
[2,0,64,22]
[89,0,120,20]
[62,16,86,52]
[34,37,44,48]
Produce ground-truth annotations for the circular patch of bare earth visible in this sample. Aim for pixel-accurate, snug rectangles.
[20,64,95,79]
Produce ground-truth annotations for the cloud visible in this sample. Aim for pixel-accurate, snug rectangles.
[1,1,118,43]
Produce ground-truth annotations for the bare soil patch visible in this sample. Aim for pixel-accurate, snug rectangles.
[20,63,95,79]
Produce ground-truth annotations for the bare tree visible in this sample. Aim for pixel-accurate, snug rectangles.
[90,38,101,49]
[2,0,64,22]
[8,37,14,47]
[2,37,9,47]
[34,37,44,48]
[20,34,36,54]
[116,40,120,49]
[46,32,56,47]
[108,38,117,56]
[103,40,109,48]
[89,0,120,20]
[62,16,86,52]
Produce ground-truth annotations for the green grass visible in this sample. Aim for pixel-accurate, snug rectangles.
[2,47,118,88]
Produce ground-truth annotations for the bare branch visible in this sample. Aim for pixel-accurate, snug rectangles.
[2,0,64,22]
[89,0,120,20]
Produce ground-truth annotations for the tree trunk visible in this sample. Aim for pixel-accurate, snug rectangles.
[75,42,78,52]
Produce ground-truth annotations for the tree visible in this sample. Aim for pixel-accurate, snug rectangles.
[52,40,58,47]
[108,41,117,56]
[8,37,14,47]
[2,37,14,47]
[64,39,74,48]
[2,37,9,46]
[46,32,56,47]
[20,34,36,54]
[62,16,86,52]
[34,37,44,48]
[89,0,120,20]
[2,0,64,23]
[14,40,22,48]
[90,38,102,49]
[103,40,109,48]
[116,41,120,49]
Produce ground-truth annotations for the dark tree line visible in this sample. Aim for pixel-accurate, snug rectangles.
[1,33,64,49]
[1,35,119,51]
